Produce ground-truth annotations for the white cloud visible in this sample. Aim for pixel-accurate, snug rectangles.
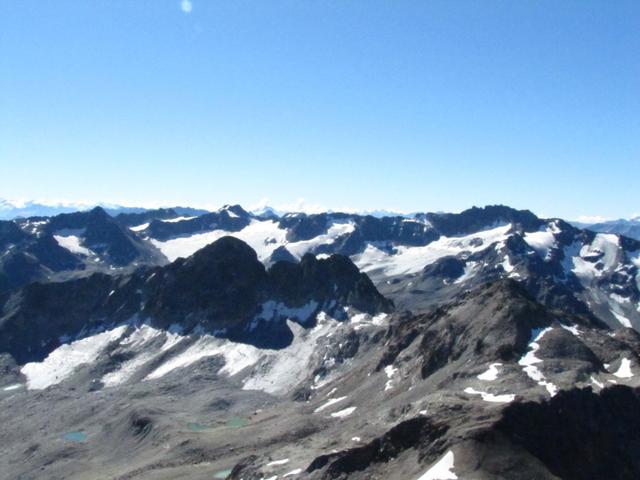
[246,197,413,217]
[180,0,192,13]
[576,215,610,224]
[247,198,327,215]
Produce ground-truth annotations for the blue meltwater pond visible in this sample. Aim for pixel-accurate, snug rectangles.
[226,416,248,428]
[63,431,87,442]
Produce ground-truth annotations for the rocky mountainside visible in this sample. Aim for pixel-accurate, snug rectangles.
[1,273,639,479]
[0,236,391,365]
[574,217,640,241]
[1,204,640,480]
[0,207,166,293]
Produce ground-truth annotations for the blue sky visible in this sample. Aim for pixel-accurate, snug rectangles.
[1,1,638,219]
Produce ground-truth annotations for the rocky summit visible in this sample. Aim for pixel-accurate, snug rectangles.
[1,205,639,480]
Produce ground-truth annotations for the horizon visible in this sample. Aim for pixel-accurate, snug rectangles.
[1,1,638,220]
[1,196,638,224]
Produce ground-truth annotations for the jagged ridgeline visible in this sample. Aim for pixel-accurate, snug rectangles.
[2,204,639,330]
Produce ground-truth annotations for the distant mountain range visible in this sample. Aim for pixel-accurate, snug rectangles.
[0,198,209,220]
[5,198,639,239]
[572,217,640,241]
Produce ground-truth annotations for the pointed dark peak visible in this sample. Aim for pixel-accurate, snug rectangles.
[89,205,109,217]
[44,205,116,233]
[183,235,260,267]
[219,204,250,218]
[266,245,297,265]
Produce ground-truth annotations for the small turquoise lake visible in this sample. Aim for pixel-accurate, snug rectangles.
[63,431,87,442]
[226,416,248,428]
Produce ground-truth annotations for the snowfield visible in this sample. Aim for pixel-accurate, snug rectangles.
[149,219,356,262]
[21,326,128,390]
[355,224,512,276]
[17,309,371,395]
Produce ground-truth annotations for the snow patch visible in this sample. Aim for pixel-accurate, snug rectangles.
[266,459,290,466]
[559,324,582,336]
[330,406,356,418]
[384,364,398,391]
[314,396,347,413]
[161,216,197,223]
[129,223,150,232]
[417,450,458,480]
[283,469,303,477]
[463,387,514,403]
[2,384,22,391]
[611,310,632,328]
[613,358,633,378]
[477,363,502,381]
[501,255,515,273]
[53,233,93,256]
[518,327,558,397]
[251,300,318,328]
[524,228,557,260]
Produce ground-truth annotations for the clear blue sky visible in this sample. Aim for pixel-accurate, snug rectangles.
[1,1,638,219]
